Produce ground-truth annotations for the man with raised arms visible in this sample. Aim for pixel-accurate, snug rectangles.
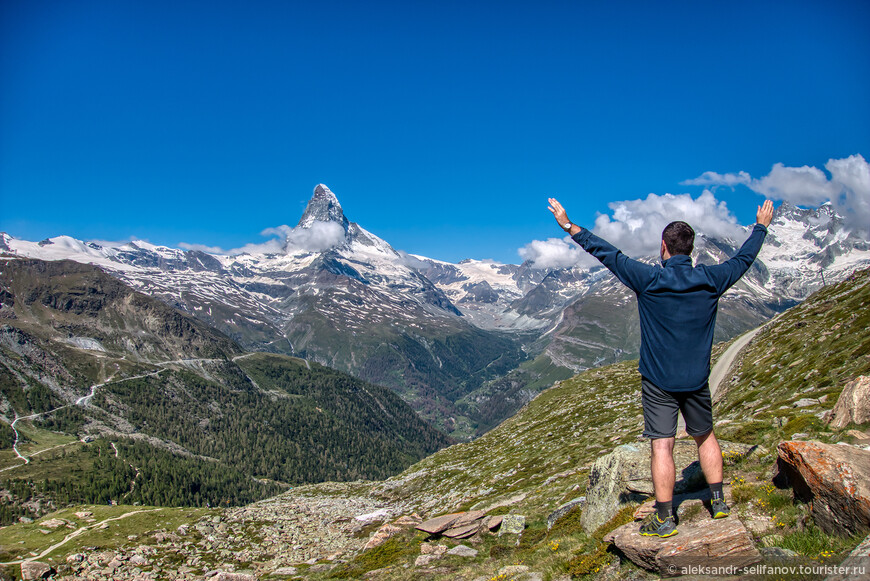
[548,197,774,538]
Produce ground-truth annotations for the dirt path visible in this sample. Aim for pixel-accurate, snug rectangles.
[1,508,165,565]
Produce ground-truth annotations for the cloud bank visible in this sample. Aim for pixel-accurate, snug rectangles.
[519,191,744,268]
[181,221,347,256]
[683,154,870,237]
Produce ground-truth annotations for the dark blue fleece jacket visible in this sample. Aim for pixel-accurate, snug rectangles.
[571,224,768,392]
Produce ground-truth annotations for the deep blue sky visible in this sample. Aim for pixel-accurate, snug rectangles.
[2,0,868,263]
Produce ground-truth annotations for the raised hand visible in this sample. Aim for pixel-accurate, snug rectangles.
[756,200,774,227]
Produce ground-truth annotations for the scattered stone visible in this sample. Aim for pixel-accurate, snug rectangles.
[604,516,760,574]
[825,533,870,581]
[363,523,403,550]
[846,430,870,443]
[271,566,299,575]
[214,573,256,581]
[39,518,67,529]
[794,398,817,407]
[759,546,798,559]
[20,562,54,580]
[129,554,149,566]
[392,513,422,527]
[74,511,92,518]
[547,497,585,530]
[829,376,870,429]
[420,543,447,555]
[66,554,85,564]
[415,554,438,567]
[446,544,478,557]
[498,514,525,536]
[774,440,870,535]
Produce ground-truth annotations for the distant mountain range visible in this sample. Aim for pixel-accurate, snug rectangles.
[3,185,869,437]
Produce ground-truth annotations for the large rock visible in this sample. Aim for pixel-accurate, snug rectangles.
[604,516,760,574]
[416,512,464,534]
[775,440,870,535]
[20,562,54,581]
[829,376,870,429]
[580,440,752,533]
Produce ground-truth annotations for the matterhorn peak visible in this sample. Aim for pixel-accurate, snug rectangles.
[297,184,349,231]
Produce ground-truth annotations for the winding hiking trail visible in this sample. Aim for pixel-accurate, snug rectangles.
[1,508,165,566]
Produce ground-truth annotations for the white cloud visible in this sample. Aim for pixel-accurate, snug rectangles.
[519,190,744,268]
[179,242,226,254]
[518,236,597,269]
[682,154,870,237]
[227,220,347,255]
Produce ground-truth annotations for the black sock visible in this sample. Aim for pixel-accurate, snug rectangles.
[710,482,724,501]
[656,500,673,520]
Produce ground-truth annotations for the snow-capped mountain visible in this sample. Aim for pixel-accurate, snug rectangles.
[3,187,869,437]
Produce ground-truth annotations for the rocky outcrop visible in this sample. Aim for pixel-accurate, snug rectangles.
[20,562,54,580]
[581,440,754,533]
[415,510,502,539]
[605,506,760,574]
[774,440,870,535]
[829,376,870,429]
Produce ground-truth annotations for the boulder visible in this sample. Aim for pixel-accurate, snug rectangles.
[547,497,585,530]
[20,562,54,580]
[420,543,447,556]
[825,533,870,581]
[214,573,257,581]
[446,544,478,557]
[416,512,464,535]
[483,515,503,530]
[604,516,760,574]
[581,440,752,533]
[774,440,870,535]
[829,376,870,429]
[499,514,525,536]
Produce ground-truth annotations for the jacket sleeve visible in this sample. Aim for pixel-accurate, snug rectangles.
[710,224,768,294]
[571,228,654,293]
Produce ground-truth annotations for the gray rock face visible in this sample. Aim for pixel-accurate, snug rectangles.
[499,514,526,536]
[829,376,870,429]
[446,544,478,557]
[825,533,870,581]
[547,497,585,530]
[581,440,753,533]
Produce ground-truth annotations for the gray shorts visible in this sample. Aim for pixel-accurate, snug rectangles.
[641,377,714,439]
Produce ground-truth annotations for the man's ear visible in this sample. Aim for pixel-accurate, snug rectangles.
[660,240,670,260]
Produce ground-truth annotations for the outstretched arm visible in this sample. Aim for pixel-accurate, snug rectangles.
[711,199,774,293]
[547,197,652,292]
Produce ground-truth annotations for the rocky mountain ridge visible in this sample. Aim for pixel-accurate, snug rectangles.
[3,187,869,437]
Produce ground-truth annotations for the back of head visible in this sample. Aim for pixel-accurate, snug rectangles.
[662,221,695,256]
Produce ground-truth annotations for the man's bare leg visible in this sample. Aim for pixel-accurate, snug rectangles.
[693,430,723,484]
[651,437,676,503]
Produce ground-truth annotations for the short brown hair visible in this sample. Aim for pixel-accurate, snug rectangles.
[662,221,694,256]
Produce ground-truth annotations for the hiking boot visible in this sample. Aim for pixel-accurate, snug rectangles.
[711,498,730,519]
[639,513,677,538]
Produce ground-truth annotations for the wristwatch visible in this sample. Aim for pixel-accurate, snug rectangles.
[562,222,572,231]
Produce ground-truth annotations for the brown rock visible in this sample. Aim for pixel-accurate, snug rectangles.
[20,562,54,580]
[416,512,464,534]
[484,515,503,530]
[604,517,760,574]
[451,510,486,528]
[363,523,403,550]
[775,440,870,535]
[442,522,480,538]
[829,376,870,429]
[392,513,423,527]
